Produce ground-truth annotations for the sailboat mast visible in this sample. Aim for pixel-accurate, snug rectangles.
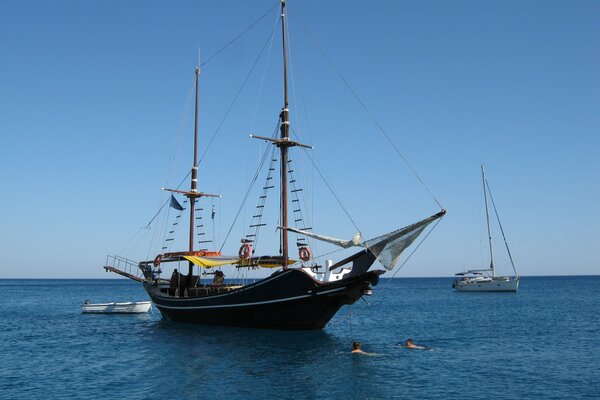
[188,66,200,276]
[279,0,290,269]
[481,165,495,276]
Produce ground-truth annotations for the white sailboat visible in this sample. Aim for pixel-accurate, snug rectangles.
[453,166,520,292]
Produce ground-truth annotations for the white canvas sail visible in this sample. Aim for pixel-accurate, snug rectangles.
[364,211,444,270]
[290,211,445,271]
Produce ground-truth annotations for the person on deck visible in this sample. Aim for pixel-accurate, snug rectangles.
[212,270,225,286]
[170,269,179,288]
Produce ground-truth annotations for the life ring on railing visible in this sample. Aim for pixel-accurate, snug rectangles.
[153,254,162,267]
[238,243,252,259]
[299,246,311,262]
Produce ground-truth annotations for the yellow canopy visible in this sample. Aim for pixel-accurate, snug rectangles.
[183,256,240,268]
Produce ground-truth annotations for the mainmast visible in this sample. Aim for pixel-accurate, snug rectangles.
[279,0,290,269]
[249,0,312,269]
[481,165,495,276]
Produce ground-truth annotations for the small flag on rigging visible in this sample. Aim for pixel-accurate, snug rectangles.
[211,204,216,220]
[169,195,184,211]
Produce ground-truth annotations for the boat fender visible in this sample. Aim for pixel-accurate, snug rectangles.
[299,246,311,262]
[154,254,162,267]
[239,243,252,259]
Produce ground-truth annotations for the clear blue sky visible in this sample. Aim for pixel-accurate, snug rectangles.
[1,0,598,278]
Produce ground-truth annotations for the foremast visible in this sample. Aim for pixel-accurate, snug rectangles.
[163,66,221,278]
[188,66,201,276]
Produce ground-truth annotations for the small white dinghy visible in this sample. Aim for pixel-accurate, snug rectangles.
[82,300,152,314]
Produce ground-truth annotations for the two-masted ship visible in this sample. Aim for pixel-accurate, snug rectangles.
[104,0,445,329]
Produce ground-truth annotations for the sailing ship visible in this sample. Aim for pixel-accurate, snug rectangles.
[453,166,519,292]
[104,1,445,329]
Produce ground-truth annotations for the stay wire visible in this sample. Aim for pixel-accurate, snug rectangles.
[111,4,278,261]
[485,180,518,276]
[199,2,279,68]
[293,16,444,210]
[219,122,280,252]
[330,216,444,327]
[290,126,363,238]
[376,216,444,297]
[198,13,281,166]
[250,9,280,133]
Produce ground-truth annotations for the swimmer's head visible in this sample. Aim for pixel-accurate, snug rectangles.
[352,341,361,350]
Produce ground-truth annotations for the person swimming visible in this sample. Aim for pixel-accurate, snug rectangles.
[402,338,427,350]
[351,341,379,356]
[352,341,366,354]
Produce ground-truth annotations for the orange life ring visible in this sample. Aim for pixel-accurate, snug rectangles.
[299,246,311,262]
[153,254,162,267]
[238,243,252,259]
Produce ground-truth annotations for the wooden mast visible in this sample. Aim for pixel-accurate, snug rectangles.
[250,0,311,268]
[280,0,290,269]
[188,66,201,277]
[481,165,495,276]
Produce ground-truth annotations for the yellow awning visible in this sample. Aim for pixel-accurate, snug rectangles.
[183,256,240,268]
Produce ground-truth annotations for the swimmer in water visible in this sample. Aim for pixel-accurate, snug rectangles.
[351,341,379,355]
[352,341,366,354]
[403,338,427,350]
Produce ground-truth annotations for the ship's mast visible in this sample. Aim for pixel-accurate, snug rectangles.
[481,165,495,276]
[280,0,290,269]
[250,0,311,268]
[188,66,201,276]
[161,66,220,278]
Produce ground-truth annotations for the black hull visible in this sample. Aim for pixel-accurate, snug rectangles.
[144,268,381,330]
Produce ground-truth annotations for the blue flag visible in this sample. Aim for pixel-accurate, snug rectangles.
[169,195,184,211]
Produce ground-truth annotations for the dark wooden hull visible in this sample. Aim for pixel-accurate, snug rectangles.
[144,268,382,330]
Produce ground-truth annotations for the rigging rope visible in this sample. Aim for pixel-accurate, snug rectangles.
[329,215,445,326]
[136,14,281,256]
[219,122,280,252]
[293,16,444,210]
[485,180,518,276]
[199,2,279,68]
[290,126,364,237]
[198,13,281,166]
[387,216,443,279]
[250,11,280,133]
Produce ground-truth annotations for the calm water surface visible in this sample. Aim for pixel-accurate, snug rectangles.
[0,276,598,399]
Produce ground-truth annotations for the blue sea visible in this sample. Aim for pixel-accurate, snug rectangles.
[0,276,598,399]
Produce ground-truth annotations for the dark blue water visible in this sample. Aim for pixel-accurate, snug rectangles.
[0,276,598,399]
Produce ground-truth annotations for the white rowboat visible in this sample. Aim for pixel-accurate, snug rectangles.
[82,301,152,314]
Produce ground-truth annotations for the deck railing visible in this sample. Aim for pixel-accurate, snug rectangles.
[104,255,145,281]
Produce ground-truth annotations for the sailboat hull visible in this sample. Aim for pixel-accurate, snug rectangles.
[453,276,519,292]
[144,268,381,330]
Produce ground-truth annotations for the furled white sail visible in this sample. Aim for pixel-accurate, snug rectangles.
[285,227,362,248]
